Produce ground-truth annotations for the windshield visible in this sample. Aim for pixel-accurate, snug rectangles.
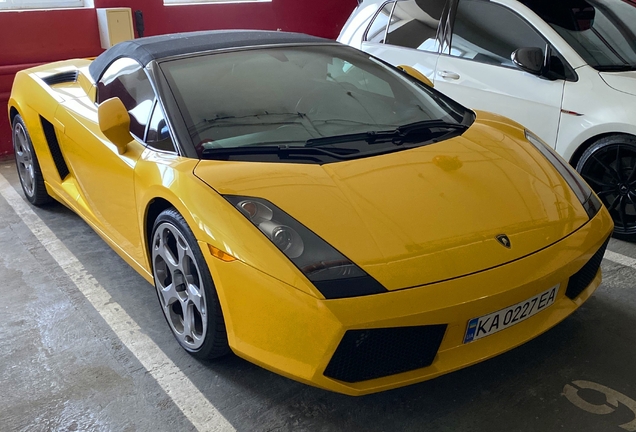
[160,45,469,161]
[523,0,636,70]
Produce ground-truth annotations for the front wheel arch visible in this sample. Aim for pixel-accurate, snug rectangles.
[568,132,630,168]
[575,134,636,242]
[144,197,175,266]
[149,205,230,359]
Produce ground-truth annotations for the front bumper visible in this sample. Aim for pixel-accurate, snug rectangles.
[203,208,613,396]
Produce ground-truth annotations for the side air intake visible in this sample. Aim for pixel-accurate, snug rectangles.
[40,116,70,180]
[41,71,79,86]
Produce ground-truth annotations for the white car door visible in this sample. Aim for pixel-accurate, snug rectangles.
[360,0,450,82]
[434,0,566,146]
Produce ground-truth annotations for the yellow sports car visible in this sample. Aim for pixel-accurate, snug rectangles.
[8,30,613,396]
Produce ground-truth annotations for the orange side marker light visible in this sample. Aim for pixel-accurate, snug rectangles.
[208,244,237,262]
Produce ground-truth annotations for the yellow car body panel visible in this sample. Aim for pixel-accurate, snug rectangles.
[204,209,611,395]
[7,57,614,396]
[194,112,590,291]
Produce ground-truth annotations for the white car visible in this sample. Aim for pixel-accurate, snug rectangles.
[338,0,636,241]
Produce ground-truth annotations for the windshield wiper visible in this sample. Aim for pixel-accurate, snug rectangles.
[190,112,313,135]
[305,119,469,148]
[201,145,360,161]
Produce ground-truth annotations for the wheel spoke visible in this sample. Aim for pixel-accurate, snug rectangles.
[582,174,614,189]
[23,168,33,191]
[176,235,189,271]
[627,163,636,184]
[618,196,628,230]
[15,149,25,163]
[155,237,179,275]
[162,230,182,272]
[615,145,623,181]
[182,302,195,341]
[159,282,180,309]
[608,195,622,212]
[188,283,206,318]
[596,188,615,197]
[591,155,621,183]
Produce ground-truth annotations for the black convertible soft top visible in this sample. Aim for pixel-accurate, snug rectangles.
[89,30,332,81]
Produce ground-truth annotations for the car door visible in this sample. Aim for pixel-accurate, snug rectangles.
[434,0,565,146]
[360,0,451,81]
[55,57,154,264]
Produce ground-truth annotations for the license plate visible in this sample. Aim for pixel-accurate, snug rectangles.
[463,284,560,343]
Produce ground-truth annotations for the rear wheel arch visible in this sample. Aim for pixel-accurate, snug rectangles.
[9,106,19,125]
[11,113,53,206]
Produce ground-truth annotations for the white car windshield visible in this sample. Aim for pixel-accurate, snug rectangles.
[523,0,636,71]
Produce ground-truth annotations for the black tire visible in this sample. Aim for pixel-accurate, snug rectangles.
[12,115,53,206]
[150,208,230,359]
[576,134,636,242]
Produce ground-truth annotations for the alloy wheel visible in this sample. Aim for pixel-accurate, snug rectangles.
[579,143,636,237]
[13,122,35,198]
[152,221,207,350]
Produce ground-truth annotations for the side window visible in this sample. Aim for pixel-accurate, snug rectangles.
[146,102,175,152]
[450,0,547,67]
[365,2,396,44]
[365,0,446,53]
[97,58,155,140]
[386,0,446,52]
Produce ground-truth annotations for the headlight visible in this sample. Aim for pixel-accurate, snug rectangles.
[525,130,602,219]
[225,195,387,299]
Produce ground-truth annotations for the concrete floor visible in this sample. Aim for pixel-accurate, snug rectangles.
[0,158,635,432]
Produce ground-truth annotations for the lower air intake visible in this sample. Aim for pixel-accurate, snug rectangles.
[565,237,610,300]
[324,324,447,383]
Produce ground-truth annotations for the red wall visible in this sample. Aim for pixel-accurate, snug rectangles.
[0,0,357,154]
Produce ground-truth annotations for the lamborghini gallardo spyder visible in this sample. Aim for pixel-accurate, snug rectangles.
[8,30,613,395]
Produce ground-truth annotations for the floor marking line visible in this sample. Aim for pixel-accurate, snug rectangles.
[604,250,636,271]
[0,174,234,432]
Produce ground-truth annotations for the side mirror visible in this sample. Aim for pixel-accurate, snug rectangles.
[98,97,132,155]
[512,47,545,75]
[397,65,434,88]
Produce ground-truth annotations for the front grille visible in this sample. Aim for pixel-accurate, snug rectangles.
[565,237,610,300]
[41,71,78,86]
[40,116,69,180]
[324,324,447,383]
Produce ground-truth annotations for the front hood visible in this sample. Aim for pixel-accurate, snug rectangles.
[195,113,589,290]
[600,71,636,97]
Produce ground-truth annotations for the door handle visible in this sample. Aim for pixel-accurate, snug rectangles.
[439,70,460,80]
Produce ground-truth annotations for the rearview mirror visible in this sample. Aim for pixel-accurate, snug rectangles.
[98,97,132,155]
[397,65,434,88]
[512,47,545,75]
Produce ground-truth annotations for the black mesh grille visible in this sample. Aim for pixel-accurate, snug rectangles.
[324,324,447,383]
[41,71,78,86]
[40,116,69,180]
[566,237,610,300]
